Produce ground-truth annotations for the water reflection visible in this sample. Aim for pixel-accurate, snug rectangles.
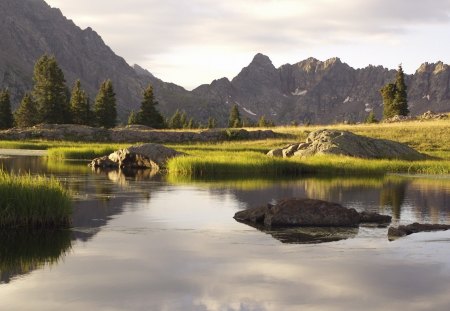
[1,156,450,310]
[168,175,450,225]
[0,230,71,284]
[238,221,359,244]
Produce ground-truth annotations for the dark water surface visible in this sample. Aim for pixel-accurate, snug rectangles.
[1,156,450,310]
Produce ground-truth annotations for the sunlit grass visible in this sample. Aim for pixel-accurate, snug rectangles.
[0,170,72,228]
[167,151,450,178]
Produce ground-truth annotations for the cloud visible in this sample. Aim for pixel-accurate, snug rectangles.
[45,0,450,88]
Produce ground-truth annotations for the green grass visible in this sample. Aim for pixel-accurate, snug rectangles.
[167,151,449,178]
[46,146,120,160]
[0,170,72,228]
[2,118,449,176]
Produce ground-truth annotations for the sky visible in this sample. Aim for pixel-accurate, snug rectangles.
[45,0,450,90]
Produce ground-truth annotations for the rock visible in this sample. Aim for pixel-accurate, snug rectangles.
[89,155,118,169]
[418,110,448,121]
[235,198,392,229]
[388,222,450,240]
[267,129,427,160]
[234,205,269,224]
[90,143,184,170]
[264,199,361,227]
[0,124,278,143]
[382,115,413,123]
[266,148,283,157]
[359,211,392,224]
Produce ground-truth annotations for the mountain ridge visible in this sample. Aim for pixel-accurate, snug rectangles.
[0,0,449,125]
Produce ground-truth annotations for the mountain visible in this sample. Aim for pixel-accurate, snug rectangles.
[0,0,201,121]
[1,0,449,125]
[194,54,450,124]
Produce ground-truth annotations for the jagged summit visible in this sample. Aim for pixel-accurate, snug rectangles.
[250,53,274,67]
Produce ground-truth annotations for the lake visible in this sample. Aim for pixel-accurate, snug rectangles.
[1,156,450,310]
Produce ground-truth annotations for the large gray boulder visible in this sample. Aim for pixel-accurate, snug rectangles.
[234,198,391,228]
[90,143,184,170]
[267,129,427,160]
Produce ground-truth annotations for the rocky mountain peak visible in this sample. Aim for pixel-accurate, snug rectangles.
[417,61,449,75]
[248,53,275,69]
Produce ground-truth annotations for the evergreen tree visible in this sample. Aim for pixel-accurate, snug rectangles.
[365,110,378,123]
[381,64,409,119]
[168,109,183,129]
[14,93,39,127]
[0,89,14,129]
[180,111,188,128]
[128,110,139,125]
[70,80,91,125]
[228,104,241,128]
[381,83,397,119]
[93,80,117,128]
[207,117,216,129]
[394,64,409,116]
[136,84,165,128]
[32,54,70,124]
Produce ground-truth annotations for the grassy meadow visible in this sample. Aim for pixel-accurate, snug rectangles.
[166,119,450,177]
[0,170,72,228]
[0,118,449,177]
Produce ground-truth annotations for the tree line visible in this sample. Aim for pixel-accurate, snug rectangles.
[0,54,164,129]
[0,54,278,130]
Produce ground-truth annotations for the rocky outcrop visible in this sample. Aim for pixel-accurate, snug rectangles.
[90,143,184,170]
[267,129,427,160]
[0,124,278,143]
[234,198,391,228]
[418,110,449,121]
[388,222,450,240]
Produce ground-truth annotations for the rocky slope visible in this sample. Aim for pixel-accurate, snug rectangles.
[1,0,449,125]
[194,54,450,124]
[0,0,200,121]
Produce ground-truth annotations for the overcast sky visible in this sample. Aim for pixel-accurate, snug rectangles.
[45,0,450,90]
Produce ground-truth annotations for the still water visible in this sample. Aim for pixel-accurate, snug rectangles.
[1,156,450,310]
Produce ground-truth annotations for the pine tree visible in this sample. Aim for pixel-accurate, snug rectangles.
[365,110,378,123]
[228,104,241,128]
[168,109,183,129]
[0,89,14,129]
[93,80,117,128]
[381,83,397,119]
[128,110,139,125]
[207,117,216,129]
[70,80,91,125]
[381,64,409,119]
[32,54,70,124]
[180,111,188,128]
[136,84,165,128]
[14,93,39,127]
[394,64,409,116]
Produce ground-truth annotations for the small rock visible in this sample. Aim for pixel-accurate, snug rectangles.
[388,222,450,240]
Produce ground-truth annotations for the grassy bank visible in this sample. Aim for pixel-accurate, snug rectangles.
[166,151,449,177]
[1,118,449,176]
[0,171,72,228]
[46,146,120,160]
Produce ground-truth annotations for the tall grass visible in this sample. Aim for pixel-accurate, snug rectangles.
[167,151,450,178]
[0,170,72,228]
[47,146,119,160]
